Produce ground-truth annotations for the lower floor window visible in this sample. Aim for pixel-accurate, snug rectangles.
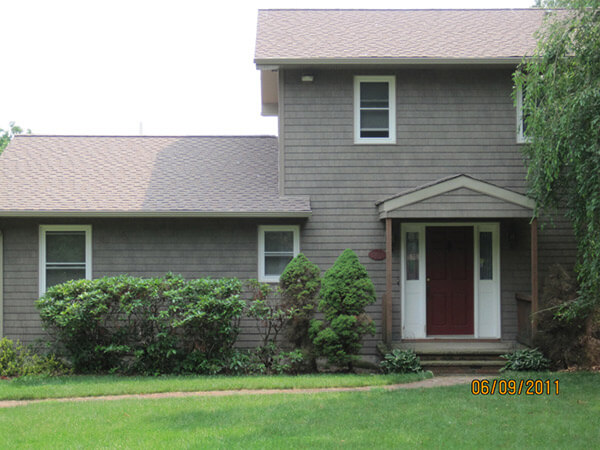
[258,225,300,282]
[39,225,92,295]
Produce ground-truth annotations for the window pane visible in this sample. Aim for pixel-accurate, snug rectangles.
[480,232,493,280]
[265,255,293,277]
[46,231,86,263]
[360,82,389,108]
[360,110,389,130]
[46,267,86,289]
[406,232,419,280]
[264,231,293,252]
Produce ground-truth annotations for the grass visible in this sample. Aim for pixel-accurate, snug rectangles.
[0,372,597,448]
[0,372,430,401]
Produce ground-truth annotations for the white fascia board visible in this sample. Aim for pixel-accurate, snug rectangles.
[0,211,312,218]
[379,175,535,218]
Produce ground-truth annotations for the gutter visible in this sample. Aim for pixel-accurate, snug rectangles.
[255,56,528,69]
[0,211,312,219]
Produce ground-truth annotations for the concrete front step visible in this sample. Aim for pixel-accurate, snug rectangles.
[390,341,518,374]
[393,341,521,355]
[421,360,506,375]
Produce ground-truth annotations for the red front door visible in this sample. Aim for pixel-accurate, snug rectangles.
[426,227,474,335]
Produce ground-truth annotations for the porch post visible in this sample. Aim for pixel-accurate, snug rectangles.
[384,218,393,345]
[531,217,539,335]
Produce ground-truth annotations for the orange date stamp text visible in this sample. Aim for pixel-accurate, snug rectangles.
[471,379,559,395]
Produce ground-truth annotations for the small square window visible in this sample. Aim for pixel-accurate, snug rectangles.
[258,225,300,282]
[39,225,92,296]
[354,76,396,144]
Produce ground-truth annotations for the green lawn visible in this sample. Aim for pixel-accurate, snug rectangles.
[0,372,598,448]
[0,372,429,401]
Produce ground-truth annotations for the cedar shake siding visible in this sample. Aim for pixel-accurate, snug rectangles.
[279,67,576,351]
[0,217,302,345]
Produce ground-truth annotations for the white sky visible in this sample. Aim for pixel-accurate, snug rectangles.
[1,0,533,136]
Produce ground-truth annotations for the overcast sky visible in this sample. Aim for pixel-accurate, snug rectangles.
[1,0,534,137]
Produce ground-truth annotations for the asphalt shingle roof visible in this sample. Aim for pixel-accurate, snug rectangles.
[255,9,558,63]
[0,136,310,216]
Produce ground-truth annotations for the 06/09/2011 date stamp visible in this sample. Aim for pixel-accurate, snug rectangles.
[471,379,559,395]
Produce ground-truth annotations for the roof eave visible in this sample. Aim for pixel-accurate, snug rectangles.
[0,211,312,219]
[255,56,529,69]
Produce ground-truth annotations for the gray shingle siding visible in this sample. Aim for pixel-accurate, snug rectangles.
[0,218,302,344]
[280,67,577,354]
[0,66,578,356]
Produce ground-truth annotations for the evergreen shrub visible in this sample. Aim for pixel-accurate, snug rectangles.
[310,249,376,370]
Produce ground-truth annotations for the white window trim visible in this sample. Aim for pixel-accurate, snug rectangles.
[516,84,530,144]
[354,75,396,144]
[39,225,92,297]
[258,225,300,283]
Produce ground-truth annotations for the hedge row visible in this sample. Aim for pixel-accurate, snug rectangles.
[36,274,244,374]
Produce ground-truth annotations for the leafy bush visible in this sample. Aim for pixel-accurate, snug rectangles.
[534,264,600,369]
[501,348,550,372]
[310,249,376,370]
[279,253,321,348]
[222,348,304,375]
[380,349,422,374]
[246,281,298,373]
[247,281,292,348]
[36,274,244,374]
[0,338,70,378]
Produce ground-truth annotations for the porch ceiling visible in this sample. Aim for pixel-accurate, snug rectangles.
[376,174,535,220]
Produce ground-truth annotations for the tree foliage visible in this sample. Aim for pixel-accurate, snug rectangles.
[514,1,600,319]
[0,121,30,153]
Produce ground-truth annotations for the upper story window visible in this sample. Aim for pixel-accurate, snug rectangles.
[39,225,92,296]
[258,225,300,283]
[516,84,530,144]
[354,76,396,144]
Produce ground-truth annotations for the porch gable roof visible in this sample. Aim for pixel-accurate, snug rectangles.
[376,174,535,220]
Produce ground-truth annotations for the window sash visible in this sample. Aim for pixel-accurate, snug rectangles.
[354,76,396,144]
[258,225,299,282]
[39,225,91,296]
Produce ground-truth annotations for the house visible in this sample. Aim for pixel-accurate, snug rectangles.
[0,9,576,364]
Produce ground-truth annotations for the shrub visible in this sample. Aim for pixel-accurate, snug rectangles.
[501,348,550,372]
[534,264,600,369]
[246,281,297,373]
[36,274,244,374]
[0,337,70,378]
[279,253,321,370]
[310,249,376,370]
[279,253,321,348]
[380,349,422,374]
